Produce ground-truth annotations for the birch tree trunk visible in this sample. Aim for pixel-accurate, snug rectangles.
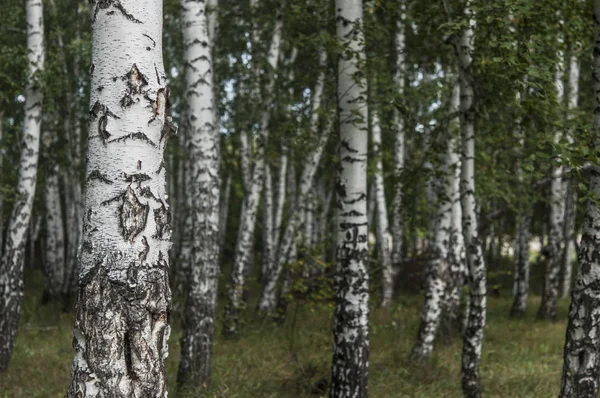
[261,165,275,279]
[441,81,467,340]
[559,3,600,394]
[0,0,44,370]
[451,1,487,395]
[218,174,232,255]
[538,25,567,320]
[390,0,406,275]
[372,112,394,308]
[177,0,221,386]
[256,49,328,314]
[66,0,173,395]
[330,0,370,396]
[43,131,66,299]
[223,4,283,335]
[561,54,580,299]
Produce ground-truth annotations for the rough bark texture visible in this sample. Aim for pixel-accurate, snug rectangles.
[0,0,44,370]
[177,0,221,387]
[538,25,567,320]
[451,2,487,396]
[66,1,173,395]
[390,0,406,278]
[558,4,600,395]
[223,3,283,335]
[330,0,369,396]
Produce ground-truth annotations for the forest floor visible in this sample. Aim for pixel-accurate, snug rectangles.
[0,265,570,398]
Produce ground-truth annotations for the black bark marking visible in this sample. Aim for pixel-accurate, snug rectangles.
[153,201,170,239]
[143,33,156,48]
[155,65,161,85]
[120,64,149,108]
[137,160,142,170]
[108,132,157,148]
[90,101,119,146]
[155,161,165,174]
[119,186,149,242]
[139,236,149,262]
[159,116,177,148]
[92,0,142,23]
[148,87,170,125]
[124,173,151,183]
[87,170,113,185]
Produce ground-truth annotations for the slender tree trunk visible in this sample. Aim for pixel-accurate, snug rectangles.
[261,165,275,280]
[66,0,173,395]
[449,1,487,395]
[223,4,283,335]
[273,150,288,247]
[390,0,406,276]
[510,203,531,317]
[43,131,66,299]
[177,0,222,387]
[561,54,580,299]
[441,80,467,340]
[559,4,600,394]
[0,0,44,370]
[218,174,232,255]
[538,25,567,320]
[257,49,328,315]
[371,112,393,308]
[412,81,458,356]
[330,1,369,396]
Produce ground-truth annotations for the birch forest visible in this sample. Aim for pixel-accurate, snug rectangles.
[2,0,600,396]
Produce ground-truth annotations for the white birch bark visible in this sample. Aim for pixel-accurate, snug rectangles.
[561,54,580,299]
[0,0,44,370]
[539,24,567,320]
[256,49,328,314]
[441,80,467,339]
[559,4,600,394]
[390,0,407,274]
[223,5,283,335]
[177,0,222,386]
[43,131,66,298]
[331,0,369,395]
[66,0,173,395]
[450,2,487,395]
[274,150,288,246]
[372,112,394,307]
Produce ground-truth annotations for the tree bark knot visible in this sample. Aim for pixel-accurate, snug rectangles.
[120,186,149,242]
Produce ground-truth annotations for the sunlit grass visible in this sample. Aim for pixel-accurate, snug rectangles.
[0,268,571,398]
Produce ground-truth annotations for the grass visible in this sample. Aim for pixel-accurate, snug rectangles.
[0,267,572,398]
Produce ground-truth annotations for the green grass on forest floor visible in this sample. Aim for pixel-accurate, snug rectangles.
[0,269,571,398]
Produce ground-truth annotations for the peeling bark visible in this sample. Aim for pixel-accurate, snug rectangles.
[0,0,45,370]
[330,0,370,396]
[66,1,173,396]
